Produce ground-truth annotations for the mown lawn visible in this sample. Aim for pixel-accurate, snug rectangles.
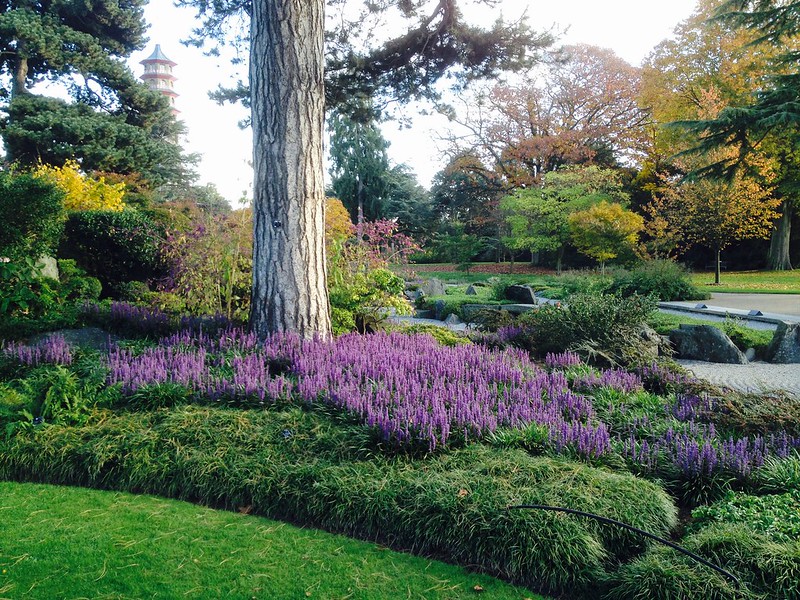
[411,264,800,295]
[0,481,543,600]
[690,270,800,294]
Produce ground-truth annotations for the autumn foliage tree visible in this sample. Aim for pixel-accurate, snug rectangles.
[500,165,630,272]
[662,152,781,283]
[568,201,643,274]
[445,44,648,186]
[33,161,126,212]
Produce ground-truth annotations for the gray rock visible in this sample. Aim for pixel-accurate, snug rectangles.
[418,278,447,298]
[433,299,447,321]
[465,284,478,296]
[745,348,757,362]
[444,313,463,326]
[505,284,537,305]
[35,255,59,281]
[28,327,118,351]
[669,325,748,364]
[766,322,800,364]
[414,309,435,319]
[639,325,666,360]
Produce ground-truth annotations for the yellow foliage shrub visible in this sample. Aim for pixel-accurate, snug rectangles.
[33,160,126,212]
[326,197,354,244]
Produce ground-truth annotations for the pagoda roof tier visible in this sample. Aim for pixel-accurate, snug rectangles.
[140,44,177,67]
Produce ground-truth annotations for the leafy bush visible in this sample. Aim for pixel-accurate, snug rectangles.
[516,293,658,366]
[328,243,410,334]
[158,209,252,321]
[0,170,65,261]
[548,270,612,299]
[0,259,102,339]
[609,259,708,301]
[691,490,800,543]
[60,209,166,294]
[33,160,126,212]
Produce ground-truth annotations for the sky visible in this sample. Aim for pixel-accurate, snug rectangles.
[129,0,700,202]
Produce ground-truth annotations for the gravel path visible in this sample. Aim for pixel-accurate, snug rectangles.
[678,360,800,398]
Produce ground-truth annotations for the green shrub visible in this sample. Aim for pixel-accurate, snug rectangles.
[0,259,102,339]
[609,260,708,301]
[0,171,65,261]
[548,270,612,299]
[516,293,658,366]
[603,548,742,600]
[393,323,471,346]
[59,209,166,294]
[0,406,678,597]
[691,490,800,543]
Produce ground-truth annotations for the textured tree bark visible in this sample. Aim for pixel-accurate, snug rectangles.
[768,198,794,271]
[249,0,331,338]
[11,35,31,99]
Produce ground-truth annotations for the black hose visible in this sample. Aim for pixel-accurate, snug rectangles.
[507,504,741,589]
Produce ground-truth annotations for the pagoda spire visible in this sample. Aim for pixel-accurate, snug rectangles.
[140,44,179,115]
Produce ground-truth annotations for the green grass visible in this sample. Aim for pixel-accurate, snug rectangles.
[648,312,774,356]
[0,481,544,600]
[690,270,800,294]
[412,264,800,295]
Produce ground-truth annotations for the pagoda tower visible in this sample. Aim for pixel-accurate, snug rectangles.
[140,44,179,115]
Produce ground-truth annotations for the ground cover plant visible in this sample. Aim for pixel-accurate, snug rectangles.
[0,481,544,600]
[2,303,799,599]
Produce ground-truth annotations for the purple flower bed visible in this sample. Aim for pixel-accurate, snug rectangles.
[291,332,609,454]
[6,320,798,481]
[107,329,300,404]
[2,335,73,366]
[570,368,643,394]
[616,394,800,480]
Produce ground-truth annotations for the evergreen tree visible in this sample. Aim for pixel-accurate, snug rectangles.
[0,0,193,185]
[328,109,392,227]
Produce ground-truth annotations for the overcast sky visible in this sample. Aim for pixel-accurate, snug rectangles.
[129,0,699,202]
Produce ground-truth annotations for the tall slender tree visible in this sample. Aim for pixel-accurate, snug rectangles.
[328,108,392,230]
[211,0,552,337]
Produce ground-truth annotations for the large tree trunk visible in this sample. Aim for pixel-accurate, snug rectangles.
[768,198,794,271]
[249,0,331,339]
[12,39,29,98]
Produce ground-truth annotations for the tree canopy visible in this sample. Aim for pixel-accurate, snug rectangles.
[180,0,552,118]
[0,0,193,185]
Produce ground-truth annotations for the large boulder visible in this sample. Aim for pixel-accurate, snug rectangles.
[669,325,747,364]
[766,322,800,364]
[433,299,447,321]
[35,256,59,281]
[417,278,447,298]
[465,284,478,296]
[505,284,537,305]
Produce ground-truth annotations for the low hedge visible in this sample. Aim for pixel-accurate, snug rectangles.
[0,404,678,598]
